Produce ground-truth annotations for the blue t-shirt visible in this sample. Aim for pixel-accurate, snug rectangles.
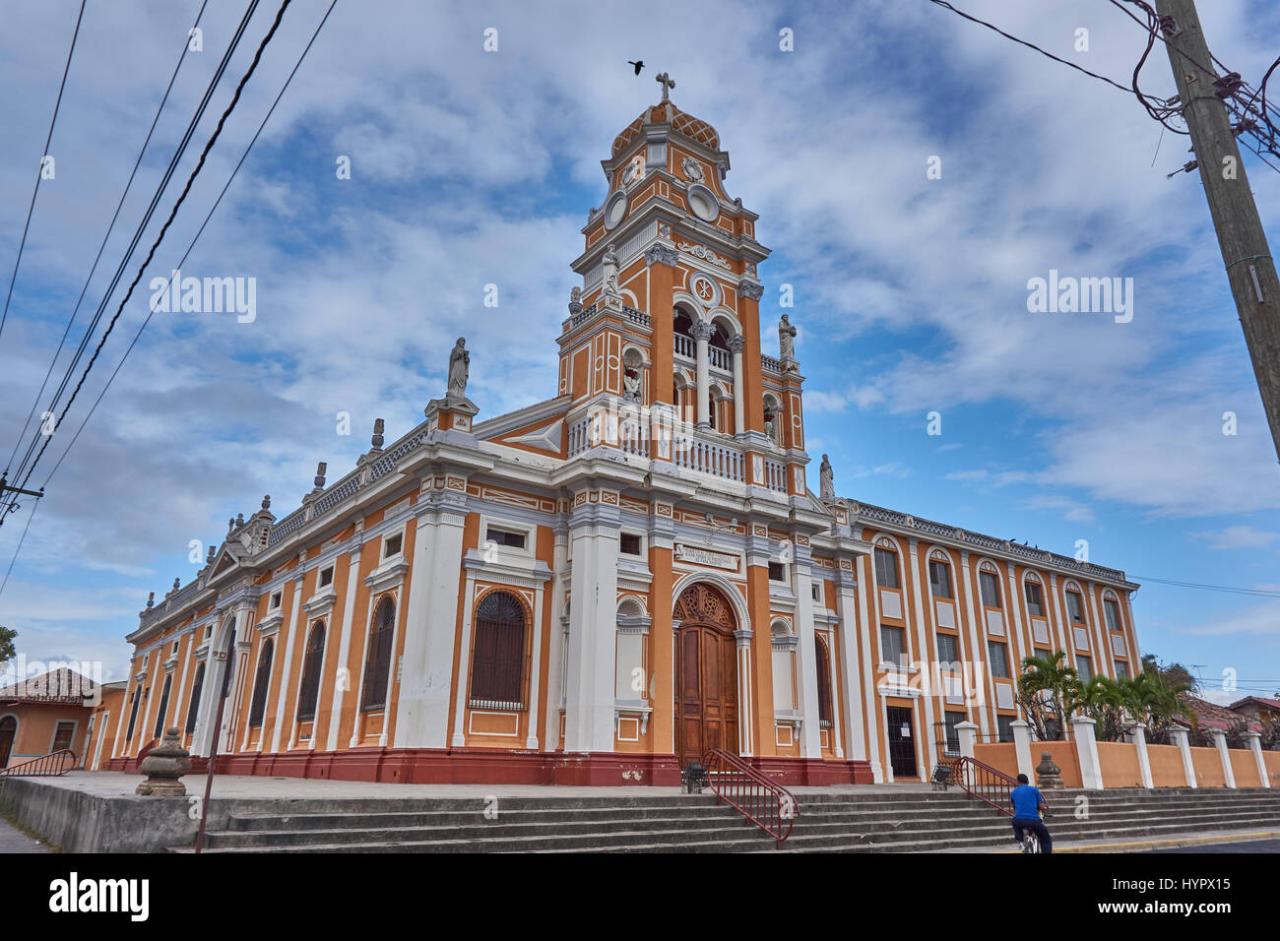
[1010,784,1044,820]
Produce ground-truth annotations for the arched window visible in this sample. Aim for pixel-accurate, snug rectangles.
[361,598,396,712]
[928,554,953,599]
[125,686,141,742]
[815,635,834,727]
[1065,587,1086,624]
[978,563,1002,608]
[673,308,696,361]
[248,638,274,728]
[152,674,173,740]
[296,621,326,722]
[185,662,205,734]
[469,591,527,709]
[874,544,900,589]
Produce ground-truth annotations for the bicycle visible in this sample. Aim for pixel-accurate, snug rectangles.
[1015,812,1052,854]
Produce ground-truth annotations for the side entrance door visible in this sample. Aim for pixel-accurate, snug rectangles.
[886,705,918,779]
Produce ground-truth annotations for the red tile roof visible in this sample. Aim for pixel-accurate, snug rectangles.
[0,667,97,705]
[1181,694,1263,733]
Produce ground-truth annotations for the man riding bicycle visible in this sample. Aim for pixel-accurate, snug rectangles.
[1010,773,1053,854]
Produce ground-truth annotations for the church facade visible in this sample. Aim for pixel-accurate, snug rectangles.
[93,80,1143,786]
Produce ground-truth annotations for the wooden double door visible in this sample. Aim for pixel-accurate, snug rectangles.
[674,584,739,768]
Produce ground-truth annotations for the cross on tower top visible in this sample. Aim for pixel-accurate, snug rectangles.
[655,71,676,102]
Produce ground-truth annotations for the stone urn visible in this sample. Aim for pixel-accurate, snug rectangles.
[135,727,192,797]
[1035,751,1064,789]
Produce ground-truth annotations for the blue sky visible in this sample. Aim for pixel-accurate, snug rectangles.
[0,0,1278,702]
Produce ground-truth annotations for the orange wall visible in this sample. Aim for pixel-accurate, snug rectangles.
[1230,749,1261,788]
[974,742,1018,778]
[1190,746,1225,787]
[1146,743,1187,788]
[0,704,91,767]
[1096,741,1143,788]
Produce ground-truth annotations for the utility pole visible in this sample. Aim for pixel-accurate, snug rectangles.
[0,475,43,526]
[1155,0,1280,462]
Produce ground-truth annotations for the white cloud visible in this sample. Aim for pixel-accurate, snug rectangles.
[1193,525,1280,551]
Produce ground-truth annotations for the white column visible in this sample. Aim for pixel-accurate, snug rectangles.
[1171,725,1197,787]
[1004,566,1032,684]
[269,572,305,754]
[957,552,990,740]
[855,554,884,781]
[1128,723,1154,789]
[735,630,754,756]
[1212,729,1237,788]
[1245,731,1270,788]
[729,334,745,435]
[1085,583,1113,678]
[563,499,620,753]
[906,539,936,781]
[170,636,194,745]
[325,536,364,752]
[1011,718,1035,781]
[791,545,823,759]
[543,528,569,751]
[825,624,844,759]
[956,720,978,789]
[693,320,712,430]
[525,586,545,750]
[450,572,478,747]
[1071,715,1105,789]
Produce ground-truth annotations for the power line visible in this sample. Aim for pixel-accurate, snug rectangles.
[1129,574,1280,598]
[0,0,263,515]
[4,0,210,480]
[40,0,340,492]
[925,0,1143,96]
[0,0,88,348]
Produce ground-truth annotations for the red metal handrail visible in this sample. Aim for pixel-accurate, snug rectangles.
[949,755,1017,816]
[702,748,798,847]
[0,749,77,778]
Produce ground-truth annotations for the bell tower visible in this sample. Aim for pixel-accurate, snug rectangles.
[557,75,809,497]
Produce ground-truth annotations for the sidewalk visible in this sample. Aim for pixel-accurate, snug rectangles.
[935,827,1280,854]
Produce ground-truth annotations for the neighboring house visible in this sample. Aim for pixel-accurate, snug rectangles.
[1181,694,1262,736]
[1228,696,1280,725]
[0,667,99,769]
[83,681,127,771]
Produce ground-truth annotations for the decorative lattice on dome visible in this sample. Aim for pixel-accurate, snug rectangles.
[611,104,720,157]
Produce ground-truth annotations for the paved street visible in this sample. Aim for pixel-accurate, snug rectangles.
[1147,839,1280,854]
[0,815,49,853]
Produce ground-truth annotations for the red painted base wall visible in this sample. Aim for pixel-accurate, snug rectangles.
[107,749,873,787]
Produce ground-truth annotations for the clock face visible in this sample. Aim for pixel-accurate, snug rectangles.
[687,184,719,222]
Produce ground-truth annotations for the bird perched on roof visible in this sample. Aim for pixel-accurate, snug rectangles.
[628,60,645,75]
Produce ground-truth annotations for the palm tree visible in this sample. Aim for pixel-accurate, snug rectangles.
[1016,651,1080,741]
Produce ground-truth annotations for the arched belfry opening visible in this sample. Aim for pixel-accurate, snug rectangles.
[672,582,740,767]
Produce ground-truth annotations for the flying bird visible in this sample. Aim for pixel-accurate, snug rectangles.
[628,60,645,75]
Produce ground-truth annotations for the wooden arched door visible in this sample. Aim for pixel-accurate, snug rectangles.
[0,715,16,769]
[673,583,739,767]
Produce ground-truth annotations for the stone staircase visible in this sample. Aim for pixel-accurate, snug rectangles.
[172,786,1280,853]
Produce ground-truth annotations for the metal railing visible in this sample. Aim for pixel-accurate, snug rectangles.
[949,754,1017,816]
[0,749,77,778]
[702,748,798,847]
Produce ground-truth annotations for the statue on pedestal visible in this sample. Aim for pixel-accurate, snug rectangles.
[447,337,469,401]
[820,453,835,500]
[778,313,796,362]
[602,244,621,302]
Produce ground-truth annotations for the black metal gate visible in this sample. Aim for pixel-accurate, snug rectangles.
[886,706,918,778]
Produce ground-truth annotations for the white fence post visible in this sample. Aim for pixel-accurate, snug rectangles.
[1170,726,1196,788]
[1245,731,1270,788]
[1127,724,1153,789]
[1011,719,1035,781]
[1211,729,1236,789]
[1071,715,1105,790]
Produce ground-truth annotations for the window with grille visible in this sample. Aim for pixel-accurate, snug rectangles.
[937,632,960,665]
[485,527,526,550]
[319,566,334,588]
[1025,580,1045,616]
[1067,592,1085,624]
[815,636,833,727]
[979,570,1001,607]
[296,622,326,722]
[125,687,141,742]
[768,561,786,582]
[988,641,1010,678]
[1104,598,1120,632]
[619,532,642,556]
[185,663,205,734]
[879,625,907,669]
[383,532,403,559]
[928,559,952,598]
[469,591,527,710]
[943,711,963,755]
[51,721,76,753]
[361,599,396,712]
[874,547,899,588]
[248,639,274,728]
[152,674,173,740]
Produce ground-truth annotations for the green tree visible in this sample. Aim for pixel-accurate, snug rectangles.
[1016,650,1082,741]
[0,625,15,669]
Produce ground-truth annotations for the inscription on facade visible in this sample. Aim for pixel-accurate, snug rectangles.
[674,544,740,572]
